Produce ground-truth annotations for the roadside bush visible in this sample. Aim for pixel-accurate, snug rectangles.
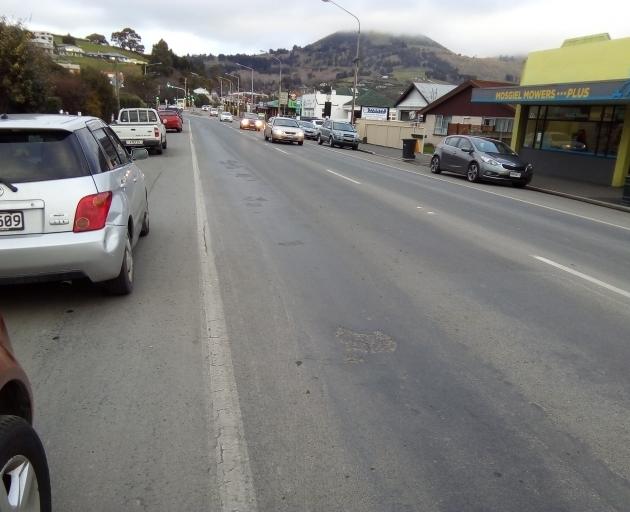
[423,142,435,154]
[119,92,147,108]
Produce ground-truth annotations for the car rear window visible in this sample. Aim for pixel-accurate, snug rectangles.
[0,130,89,183]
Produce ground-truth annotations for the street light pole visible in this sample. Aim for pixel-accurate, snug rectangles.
[236,62,254,114]
[227,73,240,117]
[260,51,283,116]
[321,0,360,124]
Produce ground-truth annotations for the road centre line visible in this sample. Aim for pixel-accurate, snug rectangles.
[325,169,361,185]
[533,255,630,299]
[273,147,289,155]
[188,121,258,512]
[302,144,630,233]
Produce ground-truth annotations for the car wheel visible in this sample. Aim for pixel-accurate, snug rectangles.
[298,141,303,146]
[329,137,334,147]
[0,415,52,512]
[317,135,323,145]
[104,232,134,295]
[162,139,167,149]
[156,146,163,155]
[352,145,358,150]
[177,128,182,133]
[140,203,150,237]
[467,162,480,183]
[430,156,441,174]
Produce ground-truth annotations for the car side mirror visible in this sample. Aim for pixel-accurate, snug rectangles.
[131,148,149,161]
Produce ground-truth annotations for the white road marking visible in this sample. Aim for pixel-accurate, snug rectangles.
[533,255,630,299]
[274,147,289,155]
[325,169,361,185]
[427,211,436,215]
[303,145,630,232]
[416,206,423,209]
[189,120,258,512]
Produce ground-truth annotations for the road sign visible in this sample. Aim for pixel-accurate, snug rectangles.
[279,92,289,105]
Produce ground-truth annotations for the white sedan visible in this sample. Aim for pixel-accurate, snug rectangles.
[219,112,233,122]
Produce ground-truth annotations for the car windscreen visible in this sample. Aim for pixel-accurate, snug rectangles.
[0,130,89,183]
[299,122,314,128]
[472,138,515,155]
[333,122,355,131]
[274,119,299,127]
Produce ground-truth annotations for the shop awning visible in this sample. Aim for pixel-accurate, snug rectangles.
[471,79,630,105]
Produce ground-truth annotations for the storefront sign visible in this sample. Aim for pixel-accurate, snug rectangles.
[361,106,389,120]
[279,92,289,105]
[472,79,630,104]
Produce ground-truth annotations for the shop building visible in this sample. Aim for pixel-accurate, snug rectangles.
[472,34,630,188]
[300,91,353,120]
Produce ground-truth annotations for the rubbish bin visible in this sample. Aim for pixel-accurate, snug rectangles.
[623,174,630,206]
[402,138,416,160]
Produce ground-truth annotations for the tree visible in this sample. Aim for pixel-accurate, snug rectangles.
[0,18,54,112]
[61,33,76,45]
[86,33,107,45]
[111,27,144,53]
[150,39,173,75]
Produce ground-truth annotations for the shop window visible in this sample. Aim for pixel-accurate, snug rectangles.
[495,118,513,133]
[541,120,598,154]
[523,119,537,148]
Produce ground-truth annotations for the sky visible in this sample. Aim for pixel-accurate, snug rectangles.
[3,0,629,58]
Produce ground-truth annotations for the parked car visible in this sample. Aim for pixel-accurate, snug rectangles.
[430,135,533,187]
[110,108,167,155]
[298,120,318,140]
[264,117,304,145]
[240,113,263,131]
[0,314,52,511]
[312,119,324,135]
[220,112,233,122]
[158,110,183,132]
[209,108,219,117]
[318,119,360,149]
[0,114,150,294]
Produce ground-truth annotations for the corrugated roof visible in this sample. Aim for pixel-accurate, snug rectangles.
[394,81,457,107]
[419,80,515,115]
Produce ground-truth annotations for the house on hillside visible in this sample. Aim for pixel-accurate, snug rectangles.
[419,80,516,147]
[394,82,457,121]
[29,31,54,54]
[56,44,85,57]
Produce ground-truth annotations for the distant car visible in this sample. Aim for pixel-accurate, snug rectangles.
[158,110,183,132]
[0,114,150,294]
[0,314,52,511]
[209,108,219,117]
[430,135,533,188]
[240,113,263,131]
[201,105,210,111]
[110,108,167,155]
[298,120,318,140]
[220,112,233,122]
[318,119,360,149]
[263,117,304,145]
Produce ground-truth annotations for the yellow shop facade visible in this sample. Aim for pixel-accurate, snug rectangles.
[472,34,630,191]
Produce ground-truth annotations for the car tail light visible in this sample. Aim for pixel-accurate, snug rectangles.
[73,192,112,232]
[154,127,159,138]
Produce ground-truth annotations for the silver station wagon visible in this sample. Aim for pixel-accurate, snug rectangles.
[0,114,150,294]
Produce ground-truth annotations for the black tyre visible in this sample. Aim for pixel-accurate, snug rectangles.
[430,156,441,174]
[298,141,303,146]
[467,162,480,183]
[317,135,323,145]
[352,145,358,151]
[329,137,334,147]
[0,415,51,512]
[162,139,167,149]
[177,128,182,133]
[156,146,163,155]
[104,232,133,295]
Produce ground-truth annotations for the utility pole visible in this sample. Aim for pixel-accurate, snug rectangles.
[227,72,240,117]
[236,63,254,114]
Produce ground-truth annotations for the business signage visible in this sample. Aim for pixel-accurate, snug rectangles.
[472,79,630,104]
[279,91,289,105]
[361,106,389,120]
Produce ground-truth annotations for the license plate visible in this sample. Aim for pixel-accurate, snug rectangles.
[509,171,522,178]
[0,211,24,231]
[126,140,142,145]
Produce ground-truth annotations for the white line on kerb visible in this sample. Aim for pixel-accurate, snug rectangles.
[189,120,258,512]
[273,147,289,155]
[325,169,361,185]
[533,255,630,299]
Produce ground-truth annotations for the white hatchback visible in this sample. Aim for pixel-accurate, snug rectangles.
[0,114,150,294]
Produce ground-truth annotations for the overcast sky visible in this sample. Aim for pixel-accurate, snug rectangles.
[4,0,628,57]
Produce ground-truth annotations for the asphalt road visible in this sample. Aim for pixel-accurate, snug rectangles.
[2,112,630,511]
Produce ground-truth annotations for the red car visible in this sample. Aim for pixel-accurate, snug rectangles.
[0,315,51,510]
[158,111,183,132]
